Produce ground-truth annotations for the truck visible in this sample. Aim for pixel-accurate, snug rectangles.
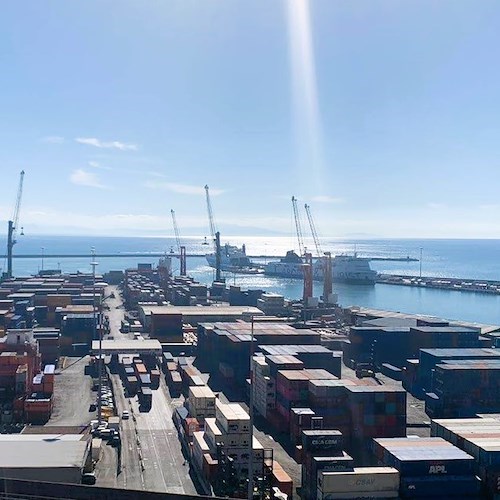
[138,387,152,410]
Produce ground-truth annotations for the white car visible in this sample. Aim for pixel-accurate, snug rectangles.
[122,410,130,419]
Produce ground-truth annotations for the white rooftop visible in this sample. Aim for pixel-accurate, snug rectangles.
[91,339,162,354]
[216,400,250,421]
[140,305,263,317]
[0,439,88,468]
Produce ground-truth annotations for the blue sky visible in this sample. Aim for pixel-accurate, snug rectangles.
[1,0,500,238]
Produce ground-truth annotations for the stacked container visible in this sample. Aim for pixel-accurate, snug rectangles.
[276,369,337,429]
[373,437,481,498]
[301,430,353,500]
[417,348,500,394]
[317,467,400,499]
[187,385,216,421]
[431,416,500,497]
[347,386,406,444]
[426,360,500,418]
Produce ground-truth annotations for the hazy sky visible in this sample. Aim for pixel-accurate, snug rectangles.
[1,0,500,238]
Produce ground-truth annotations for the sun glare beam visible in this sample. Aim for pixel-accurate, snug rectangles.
[287,0,324,190]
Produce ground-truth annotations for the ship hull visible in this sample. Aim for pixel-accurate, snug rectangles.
[264,257,377,285]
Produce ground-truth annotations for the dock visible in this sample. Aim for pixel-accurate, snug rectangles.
[377,273,500,295]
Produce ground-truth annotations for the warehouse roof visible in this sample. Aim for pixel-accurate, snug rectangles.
[140,305,263,317]
[91,339,162,354]
[0,439,88,468]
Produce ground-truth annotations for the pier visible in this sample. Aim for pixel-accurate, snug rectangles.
[377,273,500,295]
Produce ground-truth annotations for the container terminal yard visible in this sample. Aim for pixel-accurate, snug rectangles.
[1,251,500,500]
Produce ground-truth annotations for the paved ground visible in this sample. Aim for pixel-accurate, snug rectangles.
[93,285,197,495]
[48,356,96,426]
[131,377,196,495]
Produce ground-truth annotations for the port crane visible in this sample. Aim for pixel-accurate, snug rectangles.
[170,209,187,275]
[204,185,217,249]
[291,196,305,256]
[204,185,221,281]
[304,203,323,258]
[304,202,334,302]
[6,170,25,279]
[171,209,182,252]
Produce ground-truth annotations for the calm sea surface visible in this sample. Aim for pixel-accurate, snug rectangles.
[2,235,500,326]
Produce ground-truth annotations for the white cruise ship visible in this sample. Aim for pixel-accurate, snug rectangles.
[206,243,255,271]
[264,250,377,284]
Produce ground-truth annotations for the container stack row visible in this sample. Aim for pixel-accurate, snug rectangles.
[373,436,481,498]
[425,360,500,418]
[431,416,500,497]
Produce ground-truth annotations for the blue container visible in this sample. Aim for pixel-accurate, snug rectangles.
[400,475,481,498]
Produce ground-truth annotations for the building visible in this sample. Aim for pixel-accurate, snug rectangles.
[0,434,90,484]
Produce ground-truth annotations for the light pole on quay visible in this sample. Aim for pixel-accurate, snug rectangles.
[247,312,255,500]
[91,248,102,424]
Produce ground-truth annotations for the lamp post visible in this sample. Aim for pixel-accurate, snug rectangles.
[248,313,255,500]
[91,248,101,424]
[419,247,423,279]
[41,247,44,272]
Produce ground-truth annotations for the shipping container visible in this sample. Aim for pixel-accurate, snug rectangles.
[302,430,343,454]
[400,474,481,498]
[318,467,399,494]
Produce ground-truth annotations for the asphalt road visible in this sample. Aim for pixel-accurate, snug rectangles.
[95,285,197,495]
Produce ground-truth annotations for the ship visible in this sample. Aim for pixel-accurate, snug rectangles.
[264,250,377,284]
[206,243,262,274]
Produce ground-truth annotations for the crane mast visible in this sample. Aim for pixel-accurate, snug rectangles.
[171,209,182,253]
[6,170,25,279]
[170,209,186,276]
[291,196,305,256]
[304,203,323,258]
[205,185,217,249]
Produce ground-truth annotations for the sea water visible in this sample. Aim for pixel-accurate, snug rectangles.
[1,235,500,325]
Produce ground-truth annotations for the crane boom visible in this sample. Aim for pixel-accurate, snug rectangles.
[170,209,182,252]
[291,196,305,256]
[6,170,25,278]
[304,203,323,258]
[12,170,25,243]
[205,185,217,248]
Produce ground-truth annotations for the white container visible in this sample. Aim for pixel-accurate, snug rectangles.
[318,467,399,494]
[91,438,102,461]
[108,416,120,431]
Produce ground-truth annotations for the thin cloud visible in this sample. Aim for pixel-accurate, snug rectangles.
[41,136,64,144]
[311,195,344,204]
[88,161,113,171]
[75,137,138,151]
[70,169,107,189]
[144,181,225,196]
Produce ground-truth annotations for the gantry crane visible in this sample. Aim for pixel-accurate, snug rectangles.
[170,209,186,276]
[291,196,305,256]
[6,170,25,278]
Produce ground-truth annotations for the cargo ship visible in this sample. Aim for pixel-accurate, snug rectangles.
[264,250,377,284]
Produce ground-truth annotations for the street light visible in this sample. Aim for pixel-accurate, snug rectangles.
[90,248,102,424]
[248,312,255,500]
[419,247,423,279]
